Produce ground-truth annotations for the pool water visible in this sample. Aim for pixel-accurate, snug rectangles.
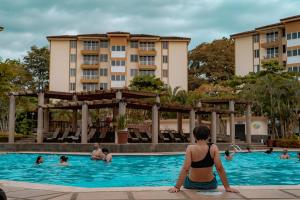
[0,152,299,188]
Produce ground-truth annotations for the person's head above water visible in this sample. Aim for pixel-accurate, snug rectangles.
[36,156,43,164]
[283,148,288,155]
[93,143,100,149]
[193,126,210,141]
[102,148,109,155]
[60,156,68,163]
[225,150,230,157]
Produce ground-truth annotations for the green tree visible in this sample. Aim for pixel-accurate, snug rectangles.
[129,75,165,93]
[188,37,234,90]
[23,46,50,91]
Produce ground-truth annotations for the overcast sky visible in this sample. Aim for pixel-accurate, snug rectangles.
[1,0,300,59]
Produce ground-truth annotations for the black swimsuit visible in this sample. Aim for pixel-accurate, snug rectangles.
[191,144,214,168]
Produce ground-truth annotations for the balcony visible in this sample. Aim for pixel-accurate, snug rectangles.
[261,54,279,62]
[111,81,126,88]
[81,49,99,55]
[111,66,126,73]
[80,63,99,69]
[138,48,157,56]
[138,62,157,70]
[260,38,280,48]
[80,75,99,83]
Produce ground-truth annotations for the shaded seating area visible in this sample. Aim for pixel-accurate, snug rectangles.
[7,89,253,145]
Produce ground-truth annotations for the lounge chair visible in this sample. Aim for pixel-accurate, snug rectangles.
[45,128,60,142]
[87,128,97,142]
[98,128,108,142]
[129,132,140,143]
[136,132,150,142]
[67,128,81,143]
[57,128,71,142]
[159,131,170,143]
[169,131,182,143]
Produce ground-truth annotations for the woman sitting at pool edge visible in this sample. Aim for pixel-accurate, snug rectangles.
[169,126,238,193]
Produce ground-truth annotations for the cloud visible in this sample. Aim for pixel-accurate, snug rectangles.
[0,0,300,59]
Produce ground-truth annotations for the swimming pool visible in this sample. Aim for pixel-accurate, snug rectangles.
[0,152,299,188]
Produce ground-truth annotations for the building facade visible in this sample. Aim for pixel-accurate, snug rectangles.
[47,32,190,92]
[231,15,300,76]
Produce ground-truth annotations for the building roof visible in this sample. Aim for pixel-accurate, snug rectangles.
[47,32,190,42]
[231,14,300,39]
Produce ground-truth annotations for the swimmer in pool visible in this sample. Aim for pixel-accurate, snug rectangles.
[102,148,112,162]
[35,156,43,165]
[91,143,105,160]
[280,148,290,159]
[59,156,69,166]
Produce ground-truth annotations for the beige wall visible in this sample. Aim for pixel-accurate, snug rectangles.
[49,40,70,92]
[235,36,253,76]
[168,41,188,90]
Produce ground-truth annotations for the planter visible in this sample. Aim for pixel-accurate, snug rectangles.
[117,130,128,144]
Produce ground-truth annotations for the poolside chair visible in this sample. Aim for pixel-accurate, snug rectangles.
[136,132,150,142]
[87,128,97,142]
[159,131,170,143]
[169,131,182,143]
[57,127,71,142]
[98,127,108,142]
[128,132,140,143]
[45,128,60,142]
[67,128,81,143]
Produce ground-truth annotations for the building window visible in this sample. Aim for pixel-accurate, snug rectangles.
[139,42,155,51]
[70,41,77,48]
[266,32,278,42]
[162,41,169,49]
[253,65,260,73]
[254,49,259,58]
[83,55,98,64]
[139,70,155,76]
[111,60,125,66]
[162,69,168,77]
[111,45,125,51]
[139,56,155,65]
[287,50,292,57]
[293,66,299,72]
[130,69,138,77]
[83,41,99,50]
[100,40,109,48]
[69,83,76,91]
[283,45,286,53]
[292,32,297,39]
[293,49,298,56]
[287,33,291,40]
[130,41,138,48]
[163,55,168,63]
[130,54,138,62]
[288,67,293,72]
[266,47,279,58]
[100,54,108,62]
[99,83,108,90]
[70,54,76,63]
[69,68,76,77]
[100,68,108,76]
[82,70,98,80]
[82,83,98,91]
[253,34,259,43]
[111,75,125,81]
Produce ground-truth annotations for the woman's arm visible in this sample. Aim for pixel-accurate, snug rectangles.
[169,146,192,192]
[213,145,239,193]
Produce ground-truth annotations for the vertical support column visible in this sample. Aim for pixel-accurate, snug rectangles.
[152,104,159,144]
[8,94,16,143]
[43,109,49,133]
[37,92,44,144]
[211,111,217,144]
[189,109,195,143]
[196,101,202,126]
[177,112,183,133]
[81,102,88,144]
[72,110,77,132]
[216,114,220,136]
[229,100,235,145]
[246,104,252,145]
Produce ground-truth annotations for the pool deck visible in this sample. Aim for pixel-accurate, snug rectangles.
[1,181,300,200]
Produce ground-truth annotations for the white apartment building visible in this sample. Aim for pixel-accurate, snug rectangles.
[47,32,190,92]
[231,15,300,76]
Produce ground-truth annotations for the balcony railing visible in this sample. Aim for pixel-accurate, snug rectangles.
[264,54,279,59]
[261,37,280,48]
[80,75,99,83]
[81,49,99,55]
[139,62,156,70]
[80,63,99,69]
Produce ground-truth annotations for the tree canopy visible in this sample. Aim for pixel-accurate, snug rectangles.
[129,75,165,93]
[188,37,234,90]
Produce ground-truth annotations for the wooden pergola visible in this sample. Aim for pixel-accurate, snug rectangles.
[7,89,251,145]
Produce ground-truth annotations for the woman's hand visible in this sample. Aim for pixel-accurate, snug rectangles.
[168,187,180,193]
[225,187,239,193]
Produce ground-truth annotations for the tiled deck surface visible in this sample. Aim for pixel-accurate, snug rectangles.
[2,185,300,200]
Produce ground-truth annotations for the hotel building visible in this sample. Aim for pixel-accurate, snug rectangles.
[231,15,300,76]
[47,32,190,92]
